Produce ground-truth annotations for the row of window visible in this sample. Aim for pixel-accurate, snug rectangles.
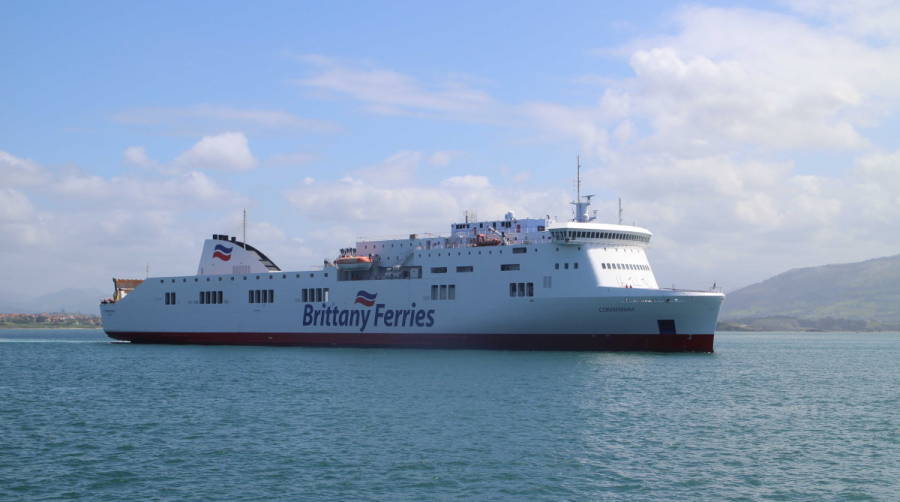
[302,288,330,303]
[551,230,649,243]
[555,262,580,270]
[509,282,535,297]
[200,291,224,304]
[430,284,456,300]
[161,272,328,284]
[429,264,520,273]
[603,263,650,271]
[164,292,177,305]
[249,289,275,304]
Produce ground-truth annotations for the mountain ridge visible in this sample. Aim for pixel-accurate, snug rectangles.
[721,253,900,330]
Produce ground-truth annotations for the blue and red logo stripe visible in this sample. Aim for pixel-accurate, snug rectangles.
[354,290,377,307]
[212,244,233,261]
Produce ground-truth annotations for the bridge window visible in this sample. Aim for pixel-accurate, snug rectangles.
[431,267,447,274]
[500,264,520,271]
[456,266,473,272]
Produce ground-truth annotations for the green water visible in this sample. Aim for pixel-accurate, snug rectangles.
[1,330,897,501]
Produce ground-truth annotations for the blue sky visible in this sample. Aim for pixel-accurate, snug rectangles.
[3,0,900,301]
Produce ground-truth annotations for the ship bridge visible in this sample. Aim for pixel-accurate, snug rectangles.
[548,223,652,246]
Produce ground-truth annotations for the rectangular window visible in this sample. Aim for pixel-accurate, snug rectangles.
[555,263,559,270]
[165,292,170,305]
[512,247,526,254]
[315,288,322,302]
[431,267,447,273]
[199,292,205,304]
[439,284,447,300]
[448,285,455,300]
[574,262,579,269]
[217,291,223,304]
[509,283,516,297]
[268,289,274,303]
[456,266,473,273]
[517,283,525,297]
[249,290,254,303]
[431,285,439,300]
[500,264,520,271]
[527,282,534,297]
[255,290,261,303]
[323,288,329,302]
[302,289,308,302]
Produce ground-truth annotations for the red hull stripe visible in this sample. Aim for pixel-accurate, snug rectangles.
[104,331,714,352]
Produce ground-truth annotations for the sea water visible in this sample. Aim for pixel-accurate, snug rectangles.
[0,330,897,501]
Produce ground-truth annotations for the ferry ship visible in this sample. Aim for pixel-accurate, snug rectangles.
[101,185,724,352]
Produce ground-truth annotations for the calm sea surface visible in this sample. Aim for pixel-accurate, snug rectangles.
[1,330,897,501]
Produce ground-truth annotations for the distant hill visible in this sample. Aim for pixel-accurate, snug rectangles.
[721,253,900,331]
[0,288,107,315]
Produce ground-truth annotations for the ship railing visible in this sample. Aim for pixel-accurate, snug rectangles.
[659,287,724,294]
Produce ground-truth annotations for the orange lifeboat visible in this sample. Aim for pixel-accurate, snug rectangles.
[335,255,374,271]
[473,234,502,247]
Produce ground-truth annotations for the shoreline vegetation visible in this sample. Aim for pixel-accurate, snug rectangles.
[1,312,897,332]
[718,316,900,332]
[0,313,101,329]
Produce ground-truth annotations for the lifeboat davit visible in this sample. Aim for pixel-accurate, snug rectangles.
[335,255,374,271]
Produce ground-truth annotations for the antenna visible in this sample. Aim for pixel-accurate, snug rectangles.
[146,263,149,278]
[242,209,247,244]
[618,198,623,225]
[576,155,581,201]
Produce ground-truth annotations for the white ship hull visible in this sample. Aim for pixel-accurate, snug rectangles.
[101,191,725,351]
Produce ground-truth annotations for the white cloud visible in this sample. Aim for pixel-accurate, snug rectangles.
[427,150,462,167]
[0,150,47,186]
[113,104,338,134]
[298,56,498,121]
[174,132,257,171]
[123,146,156,168]
[284,152,568,240]
[51,169,240,207]
[0,152,260,298]
[0,187,36,222]
[440,175,491,190]
[786,0,900,42]
[0,188,48,247]
[350,151,422,186]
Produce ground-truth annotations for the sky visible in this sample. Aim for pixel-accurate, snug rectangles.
[2,0,900,302]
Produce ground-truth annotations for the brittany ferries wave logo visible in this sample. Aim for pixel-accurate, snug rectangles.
[302,290,436,332]
[354,290,377,307]
[212,244,233,261]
